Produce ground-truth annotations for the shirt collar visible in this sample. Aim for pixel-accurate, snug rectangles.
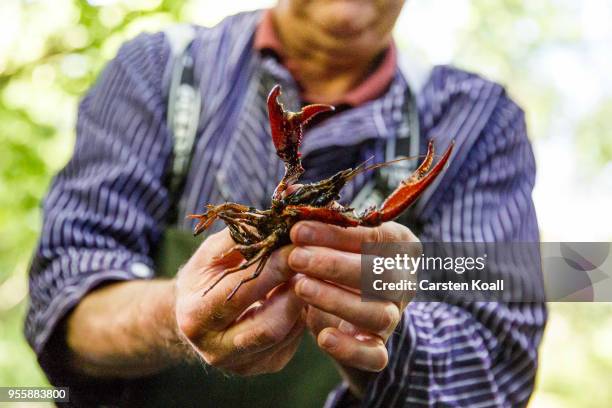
[253,9,397,107]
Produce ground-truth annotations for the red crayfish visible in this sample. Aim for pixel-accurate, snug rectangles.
[189,85,454,300]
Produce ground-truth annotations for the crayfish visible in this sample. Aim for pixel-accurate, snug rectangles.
[189,85,454,301]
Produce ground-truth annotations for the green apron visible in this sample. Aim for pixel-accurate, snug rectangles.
[121,227,341,407]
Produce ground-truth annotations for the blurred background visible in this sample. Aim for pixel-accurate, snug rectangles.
[0,0,611,407]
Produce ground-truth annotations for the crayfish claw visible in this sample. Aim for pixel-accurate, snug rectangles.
[360,141,454,226]
[267,86,333,162]
[297,104,334,126]
[267,85,334,202]
[408,140,436,184]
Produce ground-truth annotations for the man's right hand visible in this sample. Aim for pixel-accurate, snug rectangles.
[66,228,303,378]
[175,228,305,376]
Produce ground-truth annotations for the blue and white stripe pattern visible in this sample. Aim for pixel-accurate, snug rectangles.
[26,10,546,407]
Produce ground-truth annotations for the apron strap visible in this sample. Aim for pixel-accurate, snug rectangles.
[350,50,432,220]
[163,25,201,225]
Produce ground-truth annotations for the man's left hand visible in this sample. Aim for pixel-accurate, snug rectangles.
[288,221,419,373]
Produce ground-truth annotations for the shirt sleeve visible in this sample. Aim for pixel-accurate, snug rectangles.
[24,32,172,400]
[326,90,546,407]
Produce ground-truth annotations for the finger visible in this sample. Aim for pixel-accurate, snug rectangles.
[222,283,305,354]
[229,317,305,376]
[290,221,418,253]
[195,244,297,332]
[305,306,342,337]
[261,329,304,374]
[295,277,400,339]
[181,228,237,273]
[318,327,389,372]
[289,246,362,288]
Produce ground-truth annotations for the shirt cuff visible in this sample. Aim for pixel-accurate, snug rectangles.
[25,249,155,405]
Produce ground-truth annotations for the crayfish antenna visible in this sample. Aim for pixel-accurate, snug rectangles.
[343,154,426,183]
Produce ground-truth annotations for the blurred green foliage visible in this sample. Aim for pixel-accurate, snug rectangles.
[578,100,612,168]
[0,1,611,407]
[0,0,189,392]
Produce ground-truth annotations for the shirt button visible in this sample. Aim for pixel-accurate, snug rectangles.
[130,262,153,278]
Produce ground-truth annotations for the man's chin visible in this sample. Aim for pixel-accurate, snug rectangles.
[309,0,378,38]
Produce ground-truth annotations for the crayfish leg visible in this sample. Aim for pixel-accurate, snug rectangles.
[203,247,268,298]
[226,253,271,302]
[211,245,244,264]
[188,203,254,236]
[204,229,283,300]
[187,213,216,236]
[284,205,361,227]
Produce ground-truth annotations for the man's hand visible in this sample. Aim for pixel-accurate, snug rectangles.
[175,228,305,376]
[288,221,419,394]
[67,228,304,378]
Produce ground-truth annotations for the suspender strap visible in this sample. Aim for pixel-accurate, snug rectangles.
[350,51,431,220]
[163,25,201,224]
[349,85,419,214]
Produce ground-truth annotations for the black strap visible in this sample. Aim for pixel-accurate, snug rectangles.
[164,26,201,224]
[350,84,421,215]
[379,84,421,187]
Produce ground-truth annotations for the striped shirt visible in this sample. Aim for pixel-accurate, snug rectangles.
[26,10,546,408]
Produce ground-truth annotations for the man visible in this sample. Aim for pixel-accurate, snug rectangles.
[26,1,546,406]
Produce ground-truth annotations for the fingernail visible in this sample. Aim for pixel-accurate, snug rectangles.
[296,224,315,243]
[321,332,338,349]
[339,321,357,336]
[290,247,310,270]
[297,278,318,297]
